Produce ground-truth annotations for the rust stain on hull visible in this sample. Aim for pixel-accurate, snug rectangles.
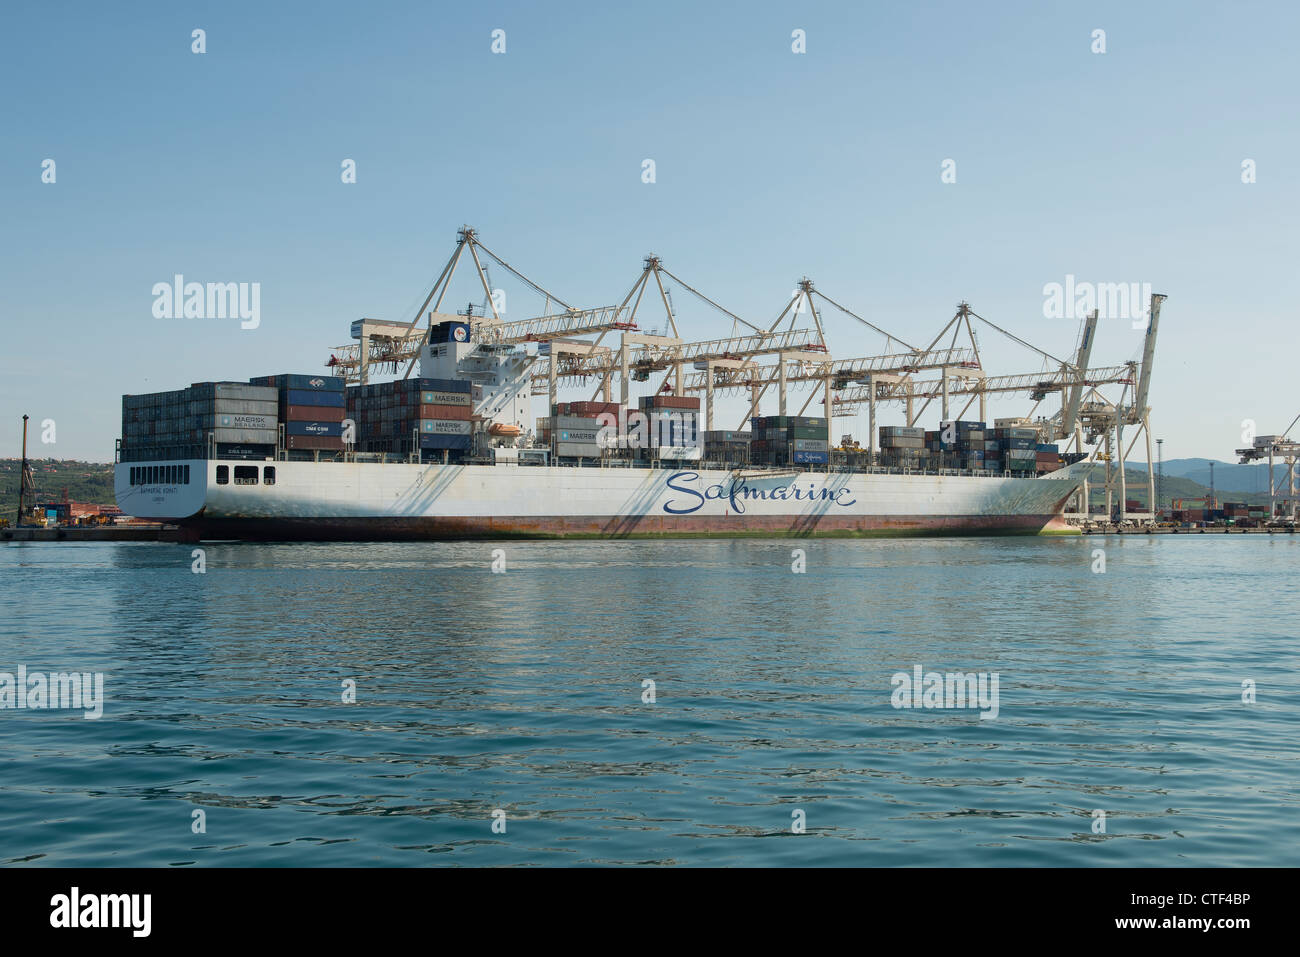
[181,512,1062,542]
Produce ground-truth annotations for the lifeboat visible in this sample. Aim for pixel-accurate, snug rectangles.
[489,423,523,437]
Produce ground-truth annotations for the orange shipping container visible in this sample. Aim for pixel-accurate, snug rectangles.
[418,403,472,420]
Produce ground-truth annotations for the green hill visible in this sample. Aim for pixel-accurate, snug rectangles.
[1088,467,1279,508]
[0,458,116,521]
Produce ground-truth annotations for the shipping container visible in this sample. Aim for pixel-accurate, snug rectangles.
[204,398,280,416]
[282,405,346,422]
[204,413,277,431]
[792,450,829,464]
[190,382,278,402]
[285,434,344,450]
[418,433,472,450]
[285,388,345,408]
[212,427,279,444]
[285,421,343,437]
[417,403,473,420]
[215,442,275,459]
[556,443,604,457]
[422,391,474,407]
[421,419,473,436]
[250,373,344,392]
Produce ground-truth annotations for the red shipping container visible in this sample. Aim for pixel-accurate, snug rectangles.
[417,403,472,420]
[282,405,345,422]
[286,435,344,450]
[643,394,700,409]
[568,401,622,415]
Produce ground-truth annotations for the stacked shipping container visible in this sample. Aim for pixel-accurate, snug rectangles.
[249,374,346,455]
[897,422,1065,473]
[121,382,279,462]
[345,378,473,459]
[703,430,751,463]
[750,416,830,466]
[640,394,700,460]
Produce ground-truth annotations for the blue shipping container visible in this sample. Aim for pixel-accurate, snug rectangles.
[250,374,344,392]
[1036,443,1060,453]
[285,389,345,408]
[285,421,343,437]
[793,450,829,464]
[412,377,471,393]
[419,433,472,450]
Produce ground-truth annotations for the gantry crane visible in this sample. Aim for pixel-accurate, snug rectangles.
[323,228,1162,524]
[1234,409,1300,521]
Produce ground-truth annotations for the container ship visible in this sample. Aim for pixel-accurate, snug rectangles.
[113,319,1097,541]
[114,231,1156,540]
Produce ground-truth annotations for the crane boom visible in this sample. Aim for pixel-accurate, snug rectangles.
[1132,293,1165,420]
[1062,310,1098,436]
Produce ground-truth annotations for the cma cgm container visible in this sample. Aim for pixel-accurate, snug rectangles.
[253,373,346,453]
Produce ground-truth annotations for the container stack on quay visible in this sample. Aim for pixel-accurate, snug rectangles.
[120,382,279,462]
[249,374,346,459]
[1172,502,1273,527]
[750,416,830,467]
[345,378,474,461]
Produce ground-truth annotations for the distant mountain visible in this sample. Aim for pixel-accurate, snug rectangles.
[1161,458,1296,494]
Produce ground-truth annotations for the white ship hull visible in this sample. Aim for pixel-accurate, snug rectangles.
[115,459,1095,540]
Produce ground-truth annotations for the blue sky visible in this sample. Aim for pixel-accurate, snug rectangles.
[3,0,1297,461]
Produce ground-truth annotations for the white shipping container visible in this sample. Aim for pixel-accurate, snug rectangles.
[657,446,703,460]
[212,427,279,444]
[420,391,474,407]
[208,399,280,416]
[421,419,472,435]
[212,413,277,431]
[556,443,604,458]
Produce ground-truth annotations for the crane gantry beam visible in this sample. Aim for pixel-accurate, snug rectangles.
[833,364,1135,408]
